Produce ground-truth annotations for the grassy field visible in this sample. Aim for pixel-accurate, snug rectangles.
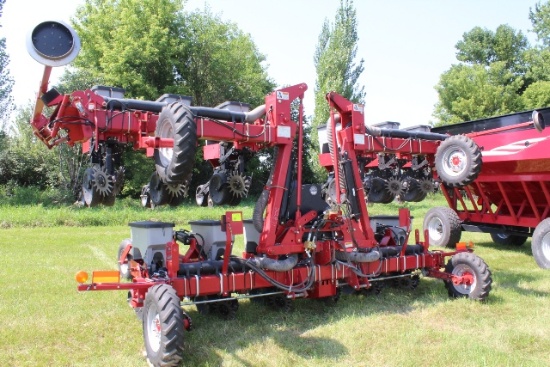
[1,195,549,366]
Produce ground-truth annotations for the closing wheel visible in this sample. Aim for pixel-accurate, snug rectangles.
[490,232,528,247]
[148,172,171,207]
[82,167,102,207]
[143,284,185,367]
[444,252,492,301]
[435,135,482,188]
[423,207,462,248]
[117,239,133,280]
[532,218,550,269]
[141,185,151,208]
[154,102,197,184]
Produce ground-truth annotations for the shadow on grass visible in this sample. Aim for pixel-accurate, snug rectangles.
[177,282,447,366]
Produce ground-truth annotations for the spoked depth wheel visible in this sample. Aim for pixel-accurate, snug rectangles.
[143,284,185,367]
[444,252,492,301]
[423,207,462,248]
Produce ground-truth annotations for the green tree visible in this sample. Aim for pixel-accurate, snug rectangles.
[313,0,364,129]
[434,25,530,125]
[0,0,14,129]
[311,0,364,179]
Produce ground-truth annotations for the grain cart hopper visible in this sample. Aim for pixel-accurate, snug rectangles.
[27,21,255,208]
[421,109,550,268]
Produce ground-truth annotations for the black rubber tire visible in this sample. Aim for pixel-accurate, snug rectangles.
[435,135,482,188]
[143,284,185,367]
[209,172,231,205]
[444,252,492,301]
[490,232,528,247]
[368,177,394,203]
[423,207,462,248]
[402,179,426,202]
[155,102,197,184]
[149,172,171,207]
[169,194,185,207]
[117,239,133,280]
[82,167,102,207]
[532,218,550,269]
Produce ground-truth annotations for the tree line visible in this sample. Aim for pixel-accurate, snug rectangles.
[1,0,550,205]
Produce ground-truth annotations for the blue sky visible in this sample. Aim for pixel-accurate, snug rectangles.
[2,0,540,127]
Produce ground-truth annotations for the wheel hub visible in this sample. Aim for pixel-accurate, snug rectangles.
[147,312,162,353]
[451,264,477,294]
[427,217,443,242]
[444,148,467,176]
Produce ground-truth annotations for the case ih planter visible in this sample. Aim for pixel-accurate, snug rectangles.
[30,21,492,366]
[425,109,550,269]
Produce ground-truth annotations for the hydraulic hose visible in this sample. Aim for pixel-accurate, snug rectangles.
[335,249,380,263]
[246,254,299,272]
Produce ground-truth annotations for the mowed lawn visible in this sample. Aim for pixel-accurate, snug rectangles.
[1,198,549,366]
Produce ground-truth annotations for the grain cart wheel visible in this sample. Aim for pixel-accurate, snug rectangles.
[435,135,482,188]
[148,172,171,207]
[117,239,133,280]
[490,232,528,247]
[154,102,197,184]
[444,252,492,301]
[423,207,462,248]
[82,167,102,207]
[143,284,185,367]
[532,218,550,269]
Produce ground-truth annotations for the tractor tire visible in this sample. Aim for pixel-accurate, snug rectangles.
[490,232,528,247]
[532,218,550,269]
[82,167,102,207]
[149,172,171,207]
[435,135,482,188]
[143,284,185,367]
[117,239,133,280]
[423,207,462,248]
[154,102,197,184]
[444,252,492,301]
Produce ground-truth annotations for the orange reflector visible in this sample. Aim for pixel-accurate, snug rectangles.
[75,271,89,284]
[92,270,120,283]
[456,241,475,251]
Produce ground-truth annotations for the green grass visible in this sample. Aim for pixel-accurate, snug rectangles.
[1,196,550,366]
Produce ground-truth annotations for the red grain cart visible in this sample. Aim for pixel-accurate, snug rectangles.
[425,108,550,268]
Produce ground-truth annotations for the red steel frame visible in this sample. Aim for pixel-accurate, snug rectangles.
[76,87,471,305]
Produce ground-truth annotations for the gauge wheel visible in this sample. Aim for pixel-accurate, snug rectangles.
[444,252,492,301]
[143,284,185,367]
[82,167,102,207]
